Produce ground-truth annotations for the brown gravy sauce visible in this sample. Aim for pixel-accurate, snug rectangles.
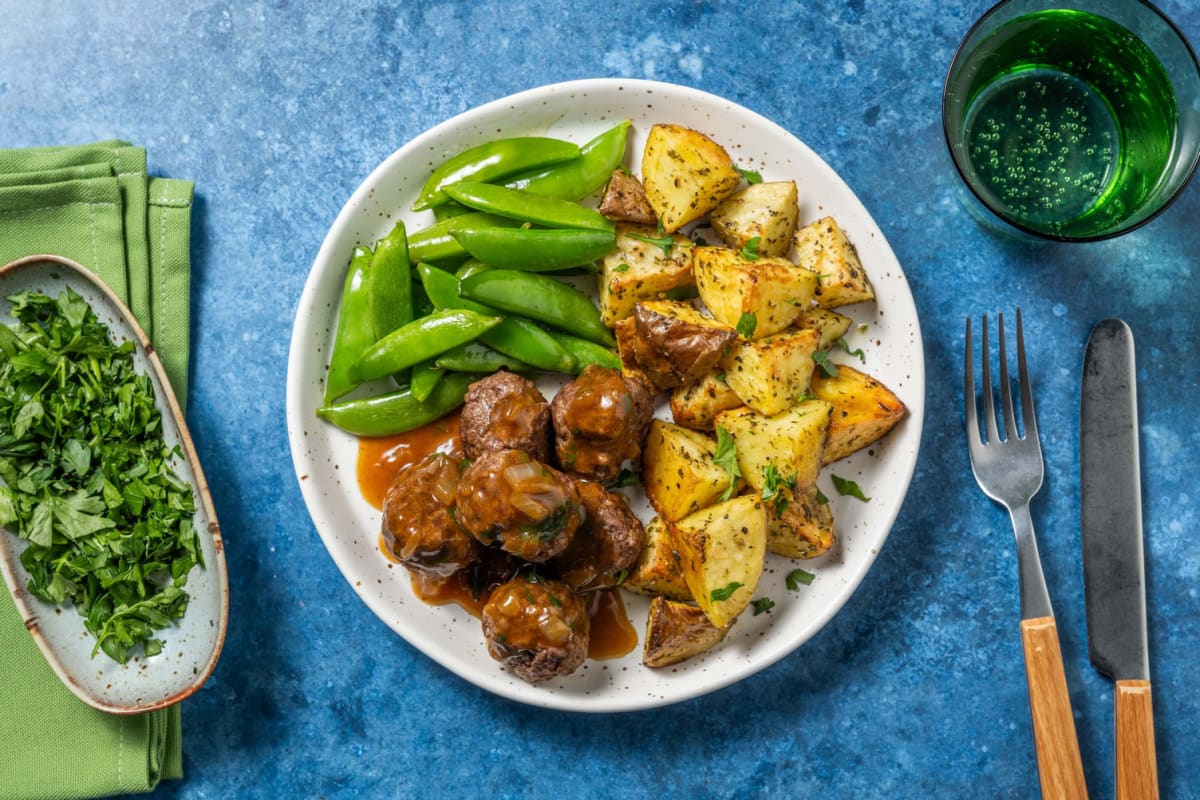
[358,413,638,661]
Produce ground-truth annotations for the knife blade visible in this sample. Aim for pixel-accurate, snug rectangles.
[1080,318,1158,800]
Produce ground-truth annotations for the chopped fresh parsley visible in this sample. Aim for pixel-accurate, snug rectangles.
[664,286,700,301]
[831,474,870,502]
[605,467,638,489]
[693,235,708,246]
[751,597,775,615]
[628,232,675,257]
[614,262,630,273]
[736,311,757,338]
[833,335,865,363]
[815,488,829,505]
[713,426,742,501]
[710,581,744,602]
[786,568,815,589]
[739,236,761,261]
[0,289,202,663]
[611,569,629,586]
[812,349,839,377]
[736,167,763,185]
[760,465,796,514]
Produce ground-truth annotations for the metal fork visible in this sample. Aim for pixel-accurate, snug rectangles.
[965,310,1089,800]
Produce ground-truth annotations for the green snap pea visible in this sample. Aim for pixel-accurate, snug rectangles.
[444,181,614,232]
[459,269,615,347]
[409,359,445,402]
[367,220,413,341]
[551,332,622,372]
[505,120,631,200]
[454,259,492,280]
[435,342,534,373]
[316,372,482,437]
[324,246,375,403]
[449,226,615,272]
[413,137,580,211]
[432,201,473,222]
[416,262,577,373]
[408,211,522,264]
[351,308,502,383]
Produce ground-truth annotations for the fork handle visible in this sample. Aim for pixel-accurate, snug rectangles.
[1115,679,1158,800]
[1021,616,1089,799]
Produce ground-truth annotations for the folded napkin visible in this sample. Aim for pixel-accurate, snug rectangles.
[0,141,194,799]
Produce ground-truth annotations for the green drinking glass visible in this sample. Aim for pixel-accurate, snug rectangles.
[943,0,1200,241]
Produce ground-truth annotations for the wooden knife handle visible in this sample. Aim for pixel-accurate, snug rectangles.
[1115,679,1158,800]
[1020,616,1089,799]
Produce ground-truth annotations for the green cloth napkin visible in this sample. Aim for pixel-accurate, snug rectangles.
[0,141,195,799]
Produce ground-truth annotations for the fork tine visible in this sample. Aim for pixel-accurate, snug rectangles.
[1016,308,1038,443]
[998,312,1018,442]
[981,314,1000,445]
[964,316,980,444]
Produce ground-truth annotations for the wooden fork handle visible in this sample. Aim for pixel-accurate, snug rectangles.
[1020,616,1089,799]
[1115,679,1158,800]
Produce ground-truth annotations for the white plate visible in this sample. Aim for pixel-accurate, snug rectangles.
[287,79,924,712]
[0,255,229,714]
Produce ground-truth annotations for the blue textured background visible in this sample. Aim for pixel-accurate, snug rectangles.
[3,1,1198,797]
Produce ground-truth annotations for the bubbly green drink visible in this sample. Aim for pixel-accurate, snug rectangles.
[944,3,1199,240]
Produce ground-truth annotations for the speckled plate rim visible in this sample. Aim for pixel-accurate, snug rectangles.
[0,254,229,715]
[287,78,925,712]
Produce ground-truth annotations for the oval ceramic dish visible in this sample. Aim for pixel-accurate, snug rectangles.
[287,79,925,711]
[0,254,228,714]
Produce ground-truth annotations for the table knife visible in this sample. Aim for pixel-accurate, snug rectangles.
[1080,318,1158,800]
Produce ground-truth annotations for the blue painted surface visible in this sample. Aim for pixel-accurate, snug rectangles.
[2,1,1198,797]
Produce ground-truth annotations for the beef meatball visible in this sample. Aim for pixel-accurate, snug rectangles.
[481,575,589,682]
[381,452,479,577]
[550,365,654,482]
[460,372,552,461]
[550,479,646,592]
[454,449,582,562]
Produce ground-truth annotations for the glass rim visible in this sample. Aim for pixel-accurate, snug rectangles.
[941,0,1200,242]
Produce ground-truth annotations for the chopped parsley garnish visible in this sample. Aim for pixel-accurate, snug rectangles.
[611,569,629,585]
[739,236,761,261]
[833,335,865,363]
[736,167,763,185]
[628,232,675,257]
[812,349,839,377]
[548,593,563,608]
[786,568,815,589]
[713,426,742,501]
[751,597,775,615]
[736,311,757,338]
[693,235,708,246]
[831,474,870,502]
[0,289,202,663]
[760,465,796,514]
[664,286,700,301]
[521,502,573,541]
[710,581,744,602]
[605,467,638,489]
[796,390,817,404]
[614,262,630,273]
[815,488,829,505]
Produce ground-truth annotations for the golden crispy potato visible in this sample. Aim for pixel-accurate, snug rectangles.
[613,317,653,386]
[643,596,732,667]
[599,170,658,224]
[722,328,822,416]
[632,300,737,389]
[716,400,831,494]
[669,370,744,432]
[795,308,853,350]
[598,224,695,327]
[641,124,741,233]
[622,516,691,601]
[672,495,767,628]
[810,364,907,464]
[709,181,799,257]
[644,419,737,522]
[790,216,875,308]
[693,246,817,339]
[766,484,835,559]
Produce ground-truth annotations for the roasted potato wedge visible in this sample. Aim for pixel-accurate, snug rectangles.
[722,328,822,416]
[598,224,695,327]
[716,400,832,494]
[632,300,737,389]
[670,370,744,432]
[795,308,853,350]
[643,419,738,522]
[766,484,835,559]
[709,181,799,256]
[641,123,741,233]
[672,495,767,628]
[810,364,907,464]
[790,216,875,308]
[693,246,817,339]
[599,170,658,224]
[643,596,732,667]
[622,516,692,601]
